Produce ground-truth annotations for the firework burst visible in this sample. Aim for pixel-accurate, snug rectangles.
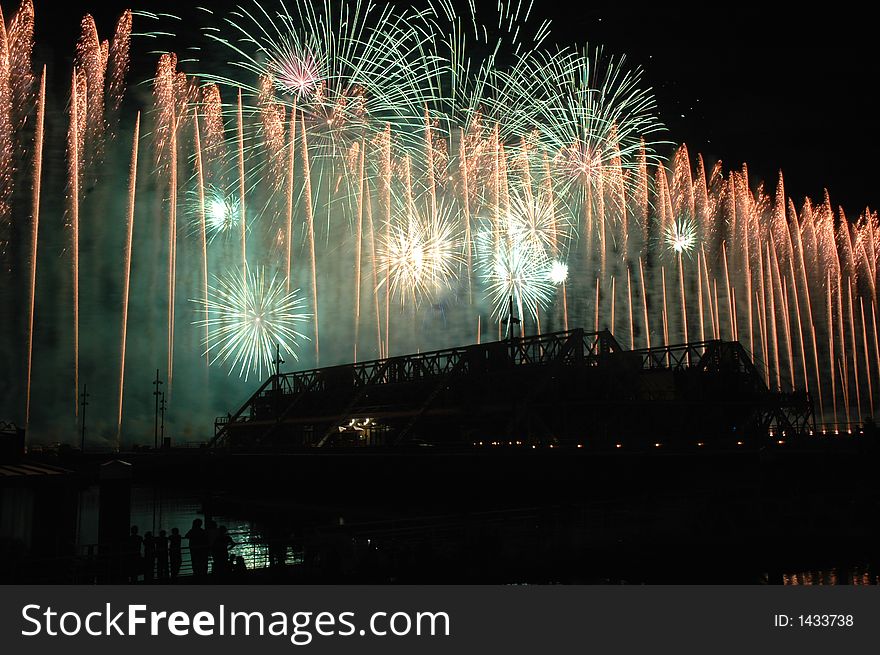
[200,0,440,149]
[505,188,569,255]
[477,226,555,321]
[664,216,698,256]
[549,259,569,284]
[194,266,311,380]
[378,201,462,305]
[495,47,665,195]
[187,186,245,243]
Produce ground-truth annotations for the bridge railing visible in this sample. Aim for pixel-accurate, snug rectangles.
[216,330,624,435]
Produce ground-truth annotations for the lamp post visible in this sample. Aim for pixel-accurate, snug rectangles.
[153,370,163,449]
[80,384,89,452]
[160,391,167,447]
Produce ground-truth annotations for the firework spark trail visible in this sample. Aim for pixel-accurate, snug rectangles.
[713,280,721,341]
[2,7,33,222]
[661,266,669,347]
[639,257,650,349]
[365,192,382,357]
[424,111,436,217]
[782,281,795,391]
[827,272,838,427]
[696,256,704,342]
[381,124,391,357]
[169,90,178,395]
[75,15,107,169]
[786,232,810,393]
[758,247,770,387]
[734,179,754,358]
[793,201,824,417]
[0,5,18,232]
[731,287,738,349]
[24,66,44,435]
[8,1,34,120]
[117,113,139,449]
[237,90,247,279]
[597,171,606,276]
[836,273,849,421]
[108,9,131,113]
[770,236,792,389]
[722,242,735,341]
[594,278,600,333]
[859,298,873,413]
[354,136,365,361]
[872,301,880,411]
[193,115,209,365]
[285,105,296,292]
[847,281,862,422]
[69,69,80,417]
[562,280,569,332]
[610,276,616,336]
[627,269,634,349]
[301,113,319,364]
[459,127,472,301]
[766,242,780,390]
[677,254,688,364]
[202,84,225,170]
[701,249,715,340]
[154,53,185,396]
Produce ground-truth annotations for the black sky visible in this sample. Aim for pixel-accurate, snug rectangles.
[21,0,880,213]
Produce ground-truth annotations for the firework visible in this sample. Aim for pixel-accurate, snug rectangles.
[495,46,665,195]
[5,1,880,445]
[664,216,697,256]
[188,186,243,241]
[378,201,462,305]
[505,188,569,255]
[199,0,439,152]
[194,266,311,381]
[478,226,554,322]
[549,260,569,284]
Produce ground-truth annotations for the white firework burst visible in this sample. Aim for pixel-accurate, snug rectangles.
[664,216,698,256]
[378,202,462,305]
[194,266,310,380]
[477,227,555,322]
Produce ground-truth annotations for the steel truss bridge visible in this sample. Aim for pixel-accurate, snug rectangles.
[211,329,814,451]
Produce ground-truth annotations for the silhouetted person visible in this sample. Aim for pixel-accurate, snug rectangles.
[169,528,182,579]
[185,519,208,579]
[143,532,155,583]
[212,526,234,577]
[155,530,169,581]
[127,526,143,584]
[267,523,287,568]
[233,556,246,576]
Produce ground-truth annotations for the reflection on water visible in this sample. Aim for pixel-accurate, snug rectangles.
[781,568,880,585]
[76,484,299,574]
[73,485,879,584]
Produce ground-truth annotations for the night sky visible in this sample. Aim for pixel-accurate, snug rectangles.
[24,0,880,213]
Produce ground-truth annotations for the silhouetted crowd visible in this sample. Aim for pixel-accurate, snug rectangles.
[126,519,246,583]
